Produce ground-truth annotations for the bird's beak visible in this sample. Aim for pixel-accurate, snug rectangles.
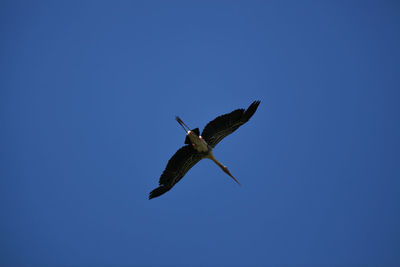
[223,167,241,186]
[176,116,190,132]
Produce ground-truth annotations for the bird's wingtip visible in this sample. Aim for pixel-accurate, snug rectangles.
[149,186,170,199]
[243,100,261,121]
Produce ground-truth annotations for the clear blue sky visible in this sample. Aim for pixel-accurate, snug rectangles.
[1,1,399,266]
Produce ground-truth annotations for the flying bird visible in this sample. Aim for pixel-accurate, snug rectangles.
[149,100,260,199]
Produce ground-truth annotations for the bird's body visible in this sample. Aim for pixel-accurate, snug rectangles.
[149,100,260,199]
[187,131,209,153]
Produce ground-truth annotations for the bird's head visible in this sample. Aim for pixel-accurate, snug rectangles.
[187,130,197,137]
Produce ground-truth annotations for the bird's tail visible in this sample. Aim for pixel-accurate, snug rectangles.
[242,100,261,122]
[149,186,170,199]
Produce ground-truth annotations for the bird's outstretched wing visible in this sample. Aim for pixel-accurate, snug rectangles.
[149,145,204,199]
[201,100,260,148]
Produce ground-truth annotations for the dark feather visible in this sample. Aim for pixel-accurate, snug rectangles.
[192,128,200,136]
[148,186,170,199]
[201,100,260,148]
[184,136,190,145]
[149,145,204,199]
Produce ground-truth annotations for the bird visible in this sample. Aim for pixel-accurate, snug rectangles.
[149,100,260,199]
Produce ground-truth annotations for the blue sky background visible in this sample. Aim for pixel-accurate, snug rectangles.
[1,1,400,266]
